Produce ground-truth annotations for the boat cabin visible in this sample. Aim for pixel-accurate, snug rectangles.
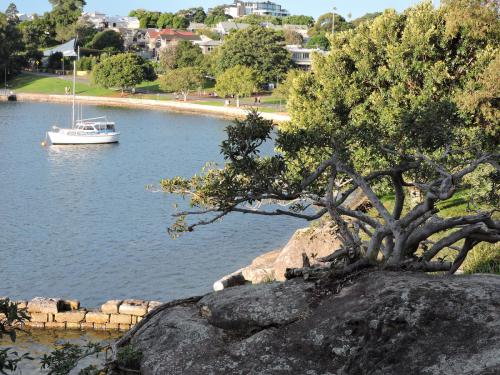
[74,122,116,132]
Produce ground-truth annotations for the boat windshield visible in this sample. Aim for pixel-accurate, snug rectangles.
[106,124,115,131]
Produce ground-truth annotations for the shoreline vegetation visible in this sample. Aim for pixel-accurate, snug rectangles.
[3,72,290,122]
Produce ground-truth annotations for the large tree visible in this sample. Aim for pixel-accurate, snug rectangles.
[217,25,292,84]
[308,12,353,36]
[161,1,499,277]
[160,67,203,101]
[48,0,86,42]
[92,53,146,92]
[215,65,256,107]
[160,40,203,70]
[0,11,23,75]
[87,29,124,52]
[204,6,231,26]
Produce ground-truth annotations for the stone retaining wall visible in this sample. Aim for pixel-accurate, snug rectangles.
[14,93,291,123]
[1,297,163,331]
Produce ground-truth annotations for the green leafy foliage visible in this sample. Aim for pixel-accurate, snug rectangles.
[282,15,314,26]
[76,56,99,71]
[40,342,104,375]
[274,69,304,100]
[288,1,499,173]
[351,12,382,27]
[217,25,292,84]
[308,12,353,36]
[48,0,86,42]
[161,0,499,275]
[87,30,124,52]
[92,53,148,91]
[305,33,330,50]
[238,14,281,25]
[0,298,32,374]
[116,345,142,371]
[204,6,232,26]
[129,9,161,28]
[47,51,64,69]
[160,66,203,100]
[160,40,204,70]
[283,29,303,45]
[215,65,257,106]
[0,11,24,71]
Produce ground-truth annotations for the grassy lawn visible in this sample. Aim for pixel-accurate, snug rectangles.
[9,73,114,96]
[136,79,163,93]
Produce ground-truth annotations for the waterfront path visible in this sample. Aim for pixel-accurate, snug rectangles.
[14,93,291,123]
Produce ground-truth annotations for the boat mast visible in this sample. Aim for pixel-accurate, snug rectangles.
[72,60,76,128]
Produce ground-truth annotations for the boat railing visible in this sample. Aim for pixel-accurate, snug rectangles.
[76,116,110,123]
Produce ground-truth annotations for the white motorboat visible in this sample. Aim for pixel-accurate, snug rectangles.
[48,118,119,144]
[46,61,119,145]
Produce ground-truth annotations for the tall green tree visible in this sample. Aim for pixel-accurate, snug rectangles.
[0,11,23,75]
[177,7,206,24]
[160,40,203,70]
[129,9,161,28]
[5,3,18,20]
[48,0,86,42]
[308,12,353,36]
[305,33,330,50]
[204,6,231,26]
[217,26,292,84]
[160,67,203,101]
[215,65,256,107]
[92,53,146,92]
[161,1,499,276]
[87,30,124,52]
[157,12,174,28]
[19,16,57,50]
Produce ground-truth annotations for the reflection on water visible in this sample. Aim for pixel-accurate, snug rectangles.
[0,329,120,374]
[0,102,304,307]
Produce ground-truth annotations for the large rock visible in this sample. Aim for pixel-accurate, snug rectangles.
[272,223,342,281]
[27,297,61,314]
[121,272,500,375]
[215,189,370,287]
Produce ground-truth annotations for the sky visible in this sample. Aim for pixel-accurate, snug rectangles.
[4,0,440,19]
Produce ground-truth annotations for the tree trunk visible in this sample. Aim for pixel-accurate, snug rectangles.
[183,93,188,102]
[236,96,240,107]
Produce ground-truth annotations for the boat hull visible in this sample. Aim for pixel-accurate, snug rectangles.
[48,131,120,145]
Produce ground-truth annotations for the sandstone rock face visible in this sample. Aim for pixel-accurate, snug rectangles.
[54,310,87,323]
[102,300,122,314]
[272,224,342,281]
[27,297,61,314]
[119,300,148,316]
[124,272,500,375]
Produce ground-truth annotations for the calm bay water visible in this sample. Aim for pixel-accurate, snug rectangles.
[0,102,302,306]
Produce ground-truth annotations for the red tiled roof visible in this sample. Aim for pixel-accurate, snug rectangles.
[146,28,198,39]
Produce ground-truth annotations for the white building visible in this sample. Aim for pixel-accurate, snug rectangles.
[16,13,35,21]
[286,45,326,71]
[224,1,290,19]
[81,12,140,30]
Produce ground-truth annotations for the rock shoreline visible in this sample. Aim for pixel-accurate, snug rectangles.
[114,271,500,375]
